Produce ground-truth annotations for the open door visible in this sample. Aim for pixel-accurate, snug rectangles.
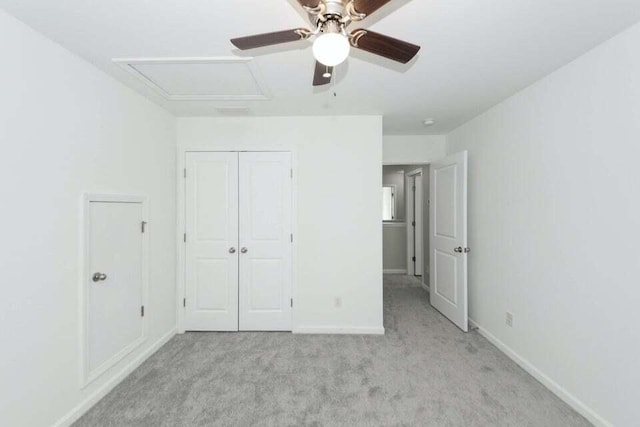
[429,151,469,332]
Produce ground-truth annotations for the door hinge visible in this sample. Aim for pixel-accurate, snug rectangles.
[290,298,293,308]
[183,298,186,308]
[141,221,147,233]
[412,256,416,262]
[290,169,293,179]
[183,233,186,243]
[141,305,145,317]
[184,168,187,178]
[290,233,293,243]
[412,221,416,227]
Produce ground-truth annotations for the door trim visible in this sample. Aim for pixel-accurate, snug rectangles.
[176,151,297,334]
[79,193,149,388]
[405,168,423,276]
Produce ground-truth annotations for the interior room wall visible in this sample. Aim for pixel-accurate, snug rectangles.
[382,223,407,273]
[382,165,406,220]
[383,135,446,164]
[0,11,177,427]
[177,116,383,335]
[446,21,640,427]
[421,166,430,280]
[382,166,407,273]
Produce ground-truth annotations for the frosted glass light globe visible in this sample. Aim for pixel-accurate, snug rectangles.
[313,33,350,67]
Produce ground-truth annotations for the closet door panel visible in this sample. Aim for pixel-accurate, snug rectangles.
[184,152,239,331]
[239,152,292,331]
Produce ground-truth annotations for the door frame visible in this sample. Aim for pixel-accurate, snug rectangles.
[176,150,297,334]
[405,168,424,277]
[79,193,149,388]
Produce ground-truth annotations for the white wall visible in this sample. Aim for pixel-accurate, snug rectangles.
[0,10,177,427]
[421,166,430,278]
[447,21,640,427]
[383,223,407,272]
[383,165,406,220]
[383,135,446,164]
[177,116,383,335]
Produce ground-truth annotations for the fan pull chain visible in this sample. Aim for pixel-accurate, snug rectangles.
[332,65,338,97]
[323,65,331,79]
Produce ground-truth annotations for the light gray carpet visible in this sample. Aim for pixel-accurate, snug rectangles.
[75,275,590,426]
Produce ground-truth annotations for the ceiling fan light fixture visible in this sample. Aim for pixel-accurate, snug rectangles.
[313,33,350,67]
[230,0,421,86]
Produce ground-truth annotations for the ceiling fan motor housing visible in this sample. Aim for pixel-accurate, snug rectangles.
[312,0,347,30]
[323,0,346,16]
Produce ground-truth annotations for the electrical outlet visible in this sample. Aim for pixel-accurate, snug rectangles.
[334,297,342,308]
[505,312,514,327]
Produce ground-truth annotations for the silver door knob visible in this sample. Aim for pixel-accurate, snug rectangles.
[241,247,248,254]
[454,247,463,253]
[229,247,236,254]
[92,272,107,282]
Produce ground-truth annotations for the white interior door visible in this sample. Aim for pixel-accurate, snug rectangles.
[239,152,292,331]
[430,151,469,332]
[86,199,144,382]
[185,152,239,331]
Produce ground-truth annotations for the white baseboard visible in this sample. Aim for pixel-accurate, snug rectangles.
[468,319,611,427]
[293,326,385,335]
[420,282,430,292]
[383,269,407,274]
[53,328,177,427]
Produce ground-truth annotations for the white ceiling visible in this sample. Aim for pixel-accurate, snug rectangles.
[2,0,640,134]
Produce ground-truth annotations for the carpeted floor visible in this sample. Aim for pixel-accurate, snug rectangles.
[75,275,590,426]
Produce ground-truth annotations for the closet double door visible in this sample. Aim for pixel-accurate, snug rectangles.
[184,152,292,332]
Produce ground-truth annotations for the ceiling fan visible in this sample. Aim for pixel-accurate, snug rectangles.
[231,0,420,86]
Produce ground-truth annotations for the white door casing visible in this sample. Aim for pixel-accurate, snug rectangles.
[406,169,424,276]
[406,174,415,275]
[429,151,469,332]
[184,152,239,331]
[414,173,424,276]
[83,195,147,386]
[238,152,293,331]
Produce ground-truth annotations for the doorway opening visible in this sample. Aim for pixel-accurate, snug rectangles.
[382,152,469,332]
[382,164,430,291]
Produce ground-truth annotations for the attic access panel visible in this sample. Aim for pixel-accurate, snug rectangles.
[114,58,270,101]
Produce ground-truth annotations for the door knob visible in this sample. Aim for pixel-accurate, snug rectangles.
[241,247,248,254]
[92,272,107,282]
[454,247,463,253]
[229,247,237,254]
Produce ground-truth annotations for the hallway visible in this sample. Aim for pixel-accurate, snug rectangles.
[75,275,589,426]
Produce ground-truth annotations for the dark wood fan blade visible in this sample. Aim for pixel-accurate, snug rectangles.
[352,0,392,17]
[231,29,308,50]
[297,0,321,8]
[351,30,420,64]
[313,61,333,86]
